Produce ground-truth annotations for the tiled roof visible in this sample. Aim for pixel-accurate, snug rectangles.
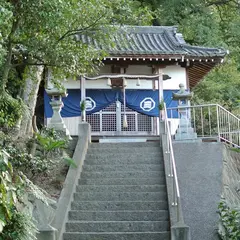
[80,26,227,59]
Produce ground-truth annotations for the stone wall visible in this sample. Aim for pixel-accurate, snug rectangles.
[222,146,240,207]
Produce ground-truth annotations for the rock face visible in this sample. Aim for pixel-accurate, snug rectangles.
[222,146,240,207]
[62,142,171,240]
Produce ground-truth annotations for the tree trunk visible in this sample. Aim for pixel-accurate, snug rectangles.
[20,66,44,136]
[0,15,20,94]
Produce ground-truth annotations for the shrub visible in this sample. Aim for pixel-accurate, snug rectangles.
[5,146,52,179]
[218,201,240,240]
[0,94,24,128]
[0,150,39,240]
[0,212,37,240]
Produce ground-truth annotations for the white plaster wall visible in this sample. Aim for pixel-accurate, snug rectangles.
[62,78,154,89]
[59,64,186,90]
[126,65,152,75]
[162,65,186,89]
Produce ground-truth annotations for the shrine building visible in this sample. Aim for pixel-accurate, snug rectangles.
[44,26,227,136]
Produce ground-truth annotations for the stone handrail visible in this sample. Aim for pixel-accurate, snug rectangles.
[161,103,190,240]
[52,122,91,240]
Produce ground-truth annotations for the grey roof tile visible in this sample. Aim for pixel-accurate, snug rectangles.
[80,26,227,58]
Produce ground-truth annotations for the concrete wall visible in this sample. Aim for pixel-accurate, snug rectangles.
[173,142,223,240]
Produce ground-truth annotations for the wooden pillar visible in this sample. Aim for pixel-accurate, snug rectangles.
[158,68,164,134]
[80,76,86,121]
[158,68,163,102]
[186,67,190,90]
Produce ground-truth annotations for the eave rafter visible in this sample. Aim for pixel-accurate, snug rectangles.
[101,55,223,89]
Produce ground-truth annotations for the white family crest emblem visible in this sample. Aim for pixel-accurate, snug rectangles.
[85,97,96,111]
[140,97,155,112]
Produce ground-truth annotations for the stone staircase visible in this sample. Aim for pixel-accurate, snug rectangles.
[62,141,170,240]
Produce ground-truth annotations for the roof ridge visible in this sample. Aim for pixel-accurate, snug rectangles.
[162,29,185,50]
[181,43,227,53]
[119,25,178,34]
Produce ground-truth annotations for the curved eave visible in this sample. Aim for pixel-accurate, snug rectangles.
[107,51,226,59]
[188,62,218,89]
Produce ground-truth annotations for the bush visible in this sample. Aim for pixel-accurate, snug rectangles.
[0,150,38,240]
[0,94,24,128]
[3,128,70,179]
[0,212,37,240]
[5,146,52,179]
[218,201,240,240]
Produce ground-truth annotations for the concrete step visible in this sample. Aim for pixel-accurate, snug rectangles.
[83,164,164,172]
[89,142,160,148]
[88,147,161,154]
[65,220,169,232]
[76,185,166,193]
[79,177,165,185]
[63,231,170,240]
[85,152,162,160]
[71,201,168,211]
[85,156,161,165]
[73,192,167,201]
[68,210,169,221]
[80,171,163,179]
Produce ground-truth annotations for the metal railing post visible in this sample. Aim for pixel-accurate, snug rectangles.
[216,105,220,141]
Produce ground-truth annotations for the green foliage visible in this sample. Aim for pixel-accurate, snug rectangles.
[229,147,240,153]
[0,150,15,232]
[139,0,240,111]
[36,127,68,158]
[35,128,76,168]
[218,201,240,240]
[0,93,23,128]
[63,157,77,168]
[0,0,153,87]
[0,150,39,239]
[5,146,51,178]
[36,133,65,155]
[158,98,165,111]
[1,127,72,179]
[80,100,86,112]
[0,212,37,240]
[193,60,240,112]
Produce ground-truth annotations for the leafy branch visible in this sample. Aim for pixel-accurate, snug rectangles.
[57,13,107,43]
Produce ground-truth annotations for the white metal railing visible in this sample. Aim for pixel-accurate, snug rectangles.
[163,103,184,223]
[167,103,240,148]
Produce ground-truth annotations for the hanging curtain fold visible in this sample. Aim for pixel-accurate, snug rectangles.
[120,90,178,117]
[44,89,179,118]
[44,89,117,118]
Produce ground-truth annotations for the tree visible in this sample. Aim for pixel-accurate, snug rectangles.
[138,0,240,113]
[0,0,152,134]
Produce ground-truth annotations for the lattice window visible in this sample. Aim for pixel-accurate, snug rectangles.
[121,114,136,131]
[86,114,100,132]
[102,102,116,112]
[102,114,117,131]
[86,101,153,133]
[138,114,152,132]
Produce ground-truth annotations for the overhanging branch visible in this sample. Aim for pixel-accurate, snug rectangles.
[57,13,107,43]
